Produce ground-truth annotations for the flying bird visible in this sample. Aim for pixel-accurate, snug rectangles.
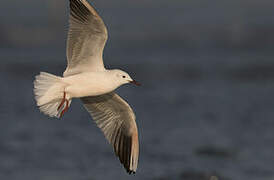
[33,0,140,174]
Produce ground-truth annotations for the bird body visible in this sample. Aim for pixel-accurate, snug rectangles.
[63,70,125,98]
[33,0,140,174]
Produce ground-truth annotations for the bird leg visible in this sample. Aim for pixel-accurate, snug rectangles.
[59,99,69,118]
[58,92,66,111]
[57,92,69,118]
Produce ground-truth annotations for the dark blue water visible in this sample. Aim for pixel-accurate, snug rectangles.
[0,0,274,179]
[1,49,274,180]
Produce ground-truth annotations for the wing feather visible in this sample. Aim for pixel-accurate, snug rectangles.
[81,93,139,174]
[64,0,108,77]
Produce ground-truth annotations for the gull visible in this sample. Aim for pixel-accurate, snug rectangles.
[33,0,140,174]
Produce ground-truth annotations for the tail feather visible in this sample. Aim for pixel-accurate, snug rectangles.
[34,72,71,118]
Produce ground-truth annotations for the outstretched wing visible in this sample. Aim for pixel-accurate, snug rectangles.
[81,93,139,174]
[64,0,108,77]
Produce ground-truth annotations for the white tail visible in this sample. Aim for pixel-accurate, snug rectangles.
[34,72,71,118]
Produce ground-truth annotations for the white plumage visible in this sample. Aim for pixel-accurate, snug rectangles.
[33,0,140,174]
[34,72,70,117]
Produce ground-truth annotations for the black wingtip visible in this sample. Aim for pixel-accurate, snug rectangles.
[127,169,136,175]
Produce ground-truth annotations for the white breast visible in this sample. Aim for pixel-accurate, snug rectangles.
[63,72,118,98]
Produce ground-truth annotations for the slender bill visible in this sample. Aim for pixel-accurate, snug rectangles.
[130,80,141,86]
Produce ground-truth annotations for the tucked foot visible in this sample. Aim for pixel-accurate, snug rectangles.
[58,92,66,111]
[59,99,69,118]
[57,92,69,118]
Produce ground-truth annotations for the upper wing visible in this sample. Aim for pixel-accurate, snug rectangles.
[64,0,108,77]
[81,93,139,174]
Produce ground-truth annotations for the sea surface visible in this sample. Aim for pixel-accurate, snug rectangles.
[1,49,274,180]
[0,0,274,180]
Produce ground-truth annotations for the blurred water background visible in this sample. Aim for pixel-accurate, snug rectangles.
[0,0,274,179]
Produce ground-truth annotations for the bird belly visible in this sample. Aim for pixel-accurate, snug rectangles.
[62,72,118,99]
[66,83,113,98]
